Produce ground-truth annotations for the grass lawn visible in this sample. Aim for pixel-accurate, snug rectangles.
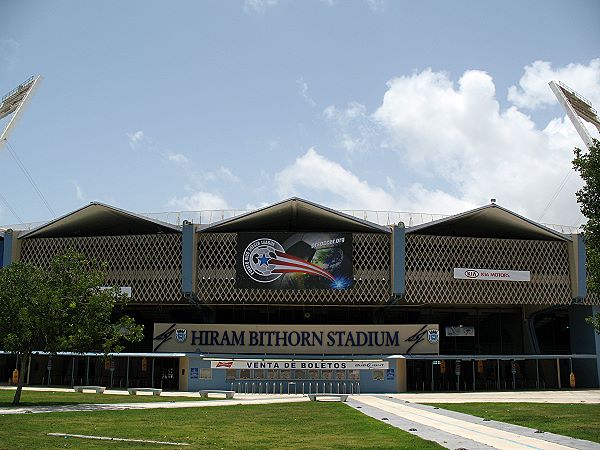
[429,402,600,444]
[0,402,443,449]
[0,389,208,407]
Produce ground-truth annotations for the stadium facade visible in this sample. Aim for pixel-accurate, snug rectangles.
[1,197,599,394]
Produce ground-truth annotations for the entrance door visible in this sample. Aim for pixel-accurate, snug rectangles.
[155,358,179,390]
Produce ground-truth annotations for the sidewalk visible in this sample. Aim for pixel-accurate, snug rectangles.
[1,385,312,415]
[350,395,600,450]
[385,390,600,404]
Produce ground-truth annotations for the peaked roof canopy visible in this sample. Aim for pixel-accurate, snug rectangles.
[19,203,180,239]
[407,204,570,241]
[200,198,390,233]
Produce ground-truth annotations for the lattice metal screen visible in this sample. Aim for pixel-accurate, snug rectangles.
[404,234,571,305]
[197,233,391,304]
[584,292,599,305]
[20,234,183,304]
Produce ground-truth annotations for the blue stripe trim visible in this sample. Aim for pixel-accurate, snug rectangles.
[577,234,587,298]
[2,231,12,267]
[182,223,194,293]
[392,226,405,296]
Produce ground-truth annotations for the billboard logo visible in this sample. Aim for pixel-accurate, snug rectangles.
[216,361,234,368]
[427,329,440,344]
[175,328,187,343]
[242,238,335,284]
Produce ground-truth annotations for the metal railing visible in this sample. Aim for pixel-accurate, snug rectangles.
[2,209,582,235]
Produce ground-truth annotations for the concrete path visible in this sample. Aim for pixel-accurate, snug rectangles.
[384,390,600,404]
[0,393,308,415]
[350,395,600,450]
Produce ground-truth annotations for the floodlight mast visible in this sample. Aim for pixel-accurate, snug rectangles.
[0,75,42,151]
[549,80,600,149]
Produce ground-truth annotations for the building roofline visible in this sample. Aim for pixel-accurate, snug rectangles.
[18,202,181,239]
[406,203,571,241]
[200,197,391,233]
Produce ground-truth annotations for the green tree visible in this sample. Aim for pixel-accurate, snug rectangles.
[0,251,143,405]
[573,138,600,332]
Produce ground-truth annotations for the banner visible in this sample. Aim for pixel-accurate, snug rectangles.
[445,326,475,337]
[453,268,530,282]
[236,232,353,289]
[153,323,440,355]
[210,360,389,370]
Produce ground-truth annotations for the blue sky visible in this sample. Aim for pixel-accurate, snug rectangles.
[1,0,599,228]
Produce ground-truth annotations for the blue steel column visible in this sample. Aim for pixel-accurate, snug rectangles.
[392,225,405,297]
[2,229,13,267]
[574,234,587,300]
[181,221,194,295]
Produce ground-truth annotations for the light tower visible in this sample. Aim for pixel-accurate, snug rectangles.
[0,75,42,150]
[549,80,600,149]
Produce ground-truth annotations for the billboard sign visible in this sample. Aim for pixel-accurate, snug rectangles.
[445,326,475,337]
[236,232,353,289]
[153,323,439,355]
[210,360,389,370]
[454,268,530,282]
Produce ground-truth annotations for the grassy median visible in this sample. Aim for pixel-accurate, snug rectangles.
[430,402,600,444]
[0,402,443,449]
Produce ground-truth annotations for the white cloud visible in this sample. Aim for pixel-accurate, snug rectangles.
[217,166,240,183]
[370,67,590,223]
[297,77,317,107]
[275,148,396,210]
[72,180,85,202]
[366,0,385,12]
[243,0,279,14]
[323,102,375,153]
[168,152,189,165]
[168,191,230,210]
[508,59,600,109]
[126,130,145,149]
[203,166,239,183]
[274,147,473,214]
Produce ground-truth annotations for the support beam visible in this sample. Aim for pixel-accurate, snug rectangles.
[392,224,406,297]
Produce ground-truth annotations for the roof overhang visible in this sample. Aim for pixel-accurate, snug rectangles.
[200,197,391,233]
[407,204,570,241]
[19,202,181,239]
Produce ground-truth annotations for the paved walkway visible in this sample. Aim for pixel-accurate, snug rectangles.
[0,387,308,415]
[350,395,600,450]
[385,390,600,404]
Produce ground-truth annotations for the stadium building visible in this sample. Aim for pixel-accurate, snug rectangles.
[1,197,599,394]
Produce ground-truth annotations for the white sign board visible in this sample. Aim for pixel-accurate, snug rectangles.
[99,286,132,297]
[153,323,439,355]
[453,268,530,282]
[445,326,475,337]
[211,360,389,370]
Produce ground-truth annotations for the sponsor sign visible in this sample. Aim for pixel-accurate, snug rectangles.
[99,286,132,297]
[445,326,475,337]
[236,232,353,290]
[153,323,439,355]
[453,268,530,282]
[210,360,389,370]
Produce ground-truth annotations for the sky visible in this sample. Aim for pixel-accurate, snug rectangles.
[1,0,599,229]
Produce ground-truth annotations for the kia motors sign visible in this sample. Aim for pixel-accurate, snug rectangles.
[453,268,530,282]
[210,360,389,370]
